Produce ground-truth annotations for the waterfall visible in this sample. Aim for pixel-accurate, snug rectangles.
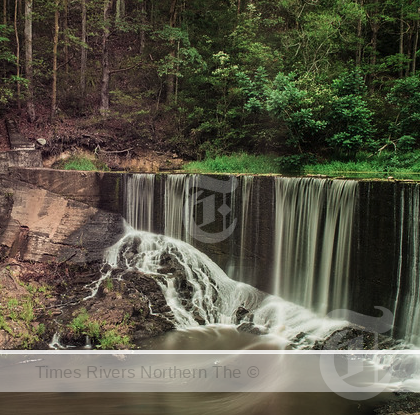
[273,177,358,315]
[393,184,420,344]
[102,224,346,345]
[124,174,155,231]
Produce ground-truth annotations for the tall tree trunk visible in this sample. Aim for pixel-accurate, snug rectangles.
[99,0,113,117]
[80,0,87,100]
[412,9,420,75]
[3,0,7,78]
[24,0,35,122]
[399,1,404,78]
[63,0,68,74]
[139,0,146,54]
[356,0,364,66]
[14,0,20,109]
[369,0,379,85]
[51,0,59,120]
[166,0,177,104]
[116,0,124,22]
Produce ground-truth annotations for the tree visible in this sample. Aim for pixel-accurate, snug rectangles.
[326,71,376,153]
[80,0,87,100]
[51,0,59,120]
[266,72,326,151]
[387,75,420,147]
[99,0,114,116]
[24,0,35,122]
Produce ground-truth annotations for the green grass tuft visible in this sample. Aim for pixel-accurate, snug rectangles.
[184,153,281,174]
[55,155,109,172]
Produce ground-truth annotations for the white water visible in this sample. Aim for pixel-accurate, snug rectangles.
[102,223,347,347]
[273,177,357,315]
[393,184,420,344]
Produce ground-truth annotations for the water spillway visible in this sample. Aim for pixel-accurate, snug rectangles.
[120,173,420,345]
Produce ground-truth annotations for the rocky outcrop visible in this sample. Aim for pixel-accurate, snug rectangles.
[0,174,124,264]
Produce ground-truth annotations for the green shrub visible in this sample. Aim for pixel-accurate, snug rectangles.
[98,330,131,349]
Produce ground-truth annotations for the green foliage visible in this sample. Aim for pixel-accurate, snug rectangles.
[326,71,376,153]
[20,299,34,324]
[58,155,109,172]
[387,76,420,145]
[276,154,317,173]
[69,308,89,335]
[304,150,420,179]
[97,330,131,349]
[332,70,367,97]
[0,314,13,335]
[0,24,19,106]
[266,72,326,148]
[184,153,280,174]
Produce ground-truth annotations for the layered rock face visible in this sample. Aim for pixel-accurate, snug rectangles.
[0,169,124,264]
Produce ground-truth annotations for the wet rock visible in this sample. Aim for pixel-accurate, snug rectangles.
[312,325,398,350]
[235,307,250,324]
[237,323,268,336]
[132,316,175,341]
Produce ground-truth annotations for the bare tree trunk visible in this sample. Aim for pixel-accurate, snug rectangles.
[116,0,124,21]
[63,0,68,74]
[356,0,363,66]
[80,0,87,100]
[139,0,146,54]
[14,0,20,109]
[412,9,420,75]
[237,0,241,16]
[51,0,59,120]
[166,0,177,104]
[399,2,404,78]
[369,0,379,86]
[99,0,113,116]
[3,0,7,78]
[24,0,35,122]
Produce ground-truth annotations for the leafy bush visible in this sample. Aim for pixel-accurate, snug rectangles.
[387,76,420,146]
[326,72,376,154]
[276,154,317,173]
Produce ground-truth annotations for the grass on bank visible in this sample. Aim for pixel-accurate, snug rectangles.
[185,153,281,174]
[54,154,110,171]
[184,151,420,180]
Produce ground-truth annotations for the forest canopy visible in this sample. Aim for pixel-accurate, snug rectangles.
[1,0,420,165]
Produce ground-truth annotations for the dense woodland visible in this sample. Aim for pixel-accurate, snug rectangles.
[1,0,420,166]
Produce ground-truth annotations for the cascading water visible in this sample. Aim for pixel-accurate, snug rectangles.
[272,177,357,315]
[393,184,420,344]
[101,223,347,346]
[124,174,155,231]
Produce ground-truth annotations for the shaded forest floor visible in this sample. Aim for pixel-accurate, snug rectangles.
[2,103,185,172]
